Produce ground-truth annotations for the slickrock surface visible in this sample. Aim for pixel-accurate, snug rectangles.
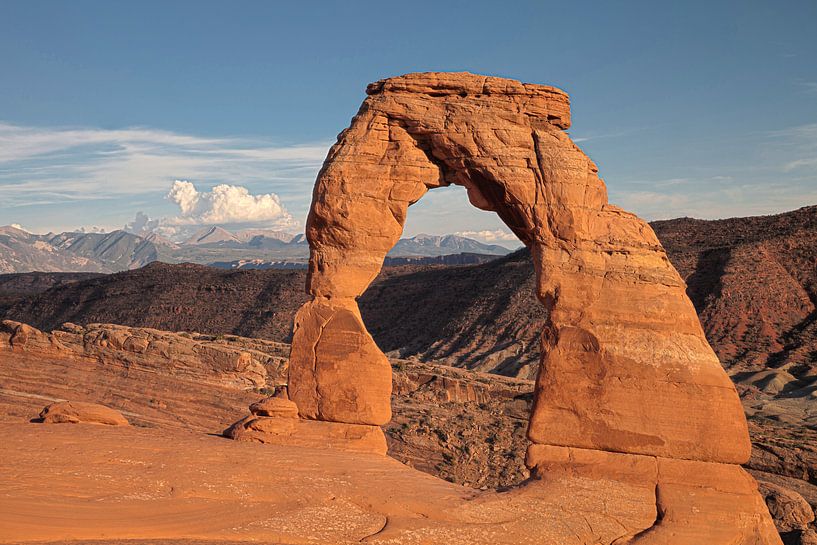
[0,320,288,431]
[0,423,781,545]
[39,400,129,425]
[0,321,530,488]
[1,319,285,390]
[0,321,800,543]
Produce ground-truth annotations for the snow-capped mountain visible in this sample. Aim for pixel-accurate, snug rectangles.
[0,225,514,273]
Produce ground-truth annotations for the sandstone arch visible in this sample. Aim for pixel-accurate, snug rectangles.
[285,72,780,543]
[289,72,747,462]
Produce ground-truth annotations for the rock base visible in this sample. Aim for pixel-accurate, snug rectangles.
[224,415,387,456]
[526,444,782,544]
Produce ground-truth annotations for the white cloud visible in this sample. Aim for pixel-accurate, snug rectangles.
[455,229,520,244]
[165,180,295,227]
[800,82,817,96]
[0,121,329,208]
[120,181,298,242]
[569,128,639,144]
[610,181,817,222]
[784,157,817,171]
[123,211,161,236]
[769,123,817,172]
[604,122,817,221]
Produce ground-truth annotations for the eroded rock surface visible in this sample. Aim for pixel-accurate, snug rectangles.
[759,480,815,533]
[39,401,129,426]
[1,319,285,390]
[224,388,388,455]
[286,71,777,543]
[0,321,798,543]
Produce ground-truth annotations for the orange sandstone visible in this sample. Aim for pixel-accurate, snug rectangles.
[285,71,778,543]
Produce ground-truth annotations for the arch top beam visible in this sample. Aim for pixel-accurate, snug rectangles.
[364,71,572,130]
[288,72,750,466]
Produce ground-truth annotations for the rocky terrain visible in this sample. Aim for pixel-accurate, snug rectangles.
[0,270,103,309]
[0,320,526,487]
[4,205,815,386]
[651,206,817,394]
[213,251,501,270]
[1,319,812,542]
[0,263,309,341]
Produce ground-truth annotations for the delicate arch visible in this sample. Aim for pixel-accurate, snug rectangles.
[288,72,749,465]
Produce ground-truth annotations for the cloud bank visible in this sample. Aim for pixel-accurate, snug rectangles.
[454,229,521,246]
[122,181,297,241]
[166,180,296,227]
[0,121,329,212]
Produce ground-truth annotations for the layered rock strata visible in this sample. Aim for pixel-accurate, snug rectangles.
[286,72,779,543]
[0,320,284,389]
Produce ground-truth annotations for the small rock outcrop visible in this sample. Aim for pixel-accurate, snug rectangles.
[39,401,129,426]
[248,394,300,418]
[758,481,815,534]
[224,388,386,455]
[284,72,780,543]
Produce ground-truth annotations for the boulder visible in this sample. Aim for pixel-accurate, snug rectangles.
[39,401,129,426]
[249,396,299,418]
[224,414,387,455]
[758,480,815,532]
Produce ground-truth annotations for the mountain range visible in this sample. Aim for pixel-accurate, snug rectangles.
[0,225,513,274]
[3,205,815,389]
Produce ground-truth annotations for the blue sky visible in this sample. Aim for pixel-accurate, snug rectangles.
[1,1,815,242]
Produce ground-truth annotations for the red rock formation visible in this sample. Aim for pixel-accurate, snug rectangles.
[286,72,778,543]
[0,319,283,390]
[39,401,129,426]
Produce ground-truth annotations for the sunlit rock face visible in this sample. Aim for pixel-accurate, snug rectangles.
[286,72,780,544]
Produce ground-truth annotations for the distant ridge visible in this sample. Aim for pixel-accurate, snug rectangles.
[3,205,815,385]
[0,225,514,274]
[183,226,240,245]
[211,252,501,270]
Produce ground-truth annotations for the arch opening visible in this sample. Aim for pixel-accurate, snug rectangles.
[358,184,537,380]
